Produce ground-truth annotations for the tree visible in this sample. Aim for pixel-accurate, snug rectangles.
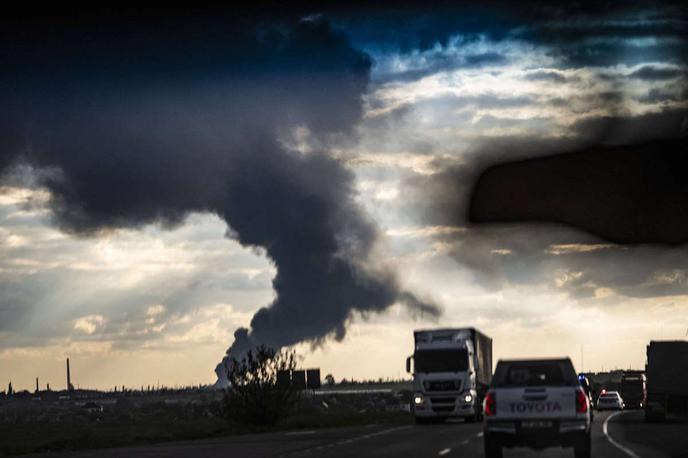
[324,373,335,386]
[223,345,299,427]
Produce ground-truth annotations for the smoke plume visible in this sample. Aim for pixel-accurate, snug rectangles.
[0,14,438,384]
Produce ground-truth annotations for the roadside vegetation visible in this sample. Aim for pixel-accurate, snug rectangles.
[0,347,411,455]
[222,346,300,427]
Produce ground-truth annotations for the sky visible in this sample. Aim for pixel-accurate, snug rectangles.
[1,2,687,391]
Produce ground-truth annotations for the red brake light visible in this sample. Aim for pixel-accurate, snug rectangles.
[576,388,588,414]
[484,392,496,416]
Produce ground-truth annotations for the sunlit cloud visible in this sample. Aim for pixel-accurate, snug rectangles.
[73,315,105,335]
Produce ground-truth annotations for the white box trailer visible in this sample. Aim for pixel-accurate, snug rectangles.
[406,327,493,423]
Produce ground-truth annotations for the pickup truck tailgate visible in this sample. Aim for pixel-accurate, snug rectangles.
[495,387,576,419]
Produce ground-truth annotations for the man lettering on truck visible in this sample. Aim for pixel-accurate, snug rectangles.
[483,358,591,458]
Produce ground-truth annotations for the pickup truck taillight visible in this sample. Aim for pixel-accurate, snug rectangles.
[576,388,588,414]
[484,391,496,416]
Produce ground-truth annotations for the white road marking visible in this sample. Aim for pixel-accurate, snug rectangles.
[438,448,451,455]
[460,439,469,445]
[603,411,642,458]
[278,425,413,457]
[284,430,317,436]
[476,432,484,437]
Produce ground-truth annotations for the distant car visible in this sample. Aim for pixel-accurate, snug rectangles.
[597,391,624,410]
[578,375,594,422]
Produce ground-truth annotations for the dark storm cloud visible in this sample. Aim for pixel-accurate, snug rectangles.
[465,52,507,66]
[569,108,688,145]
[430,225,688,300]
[0,15,437,367]
[523,70,568,83]
[368,93,536,130]
[373,51,509,84]
[331,3,517,53]
[338,1,688,73]
[629,65,687,81]
[507,2,688,67]
[638,87,688,104]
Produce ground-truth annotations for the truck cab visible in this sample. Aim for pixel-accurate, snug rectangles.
[620,371,646,409]
[406,328,492,424]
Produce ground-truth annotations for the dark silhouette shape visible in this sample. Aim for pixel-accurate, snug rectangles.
[469,139,688,245]
[222,346,299,426]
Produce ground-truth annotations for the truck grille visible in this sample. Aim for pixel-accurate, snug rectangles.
[432,405,455,413]
[425,380,461,392]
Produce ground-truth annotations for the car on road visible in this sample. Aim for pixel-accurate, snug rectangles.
[577,374,594,421]
[597,391,625,411]
[483,358,591,458]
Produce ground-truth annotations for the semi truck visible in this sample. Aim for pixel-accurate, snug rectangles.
[406,328,492,424]
[645,340,688,421]
[620,371,646,409]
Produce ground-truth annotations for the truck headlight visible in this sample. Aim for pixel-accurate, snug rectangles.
[464,394,473,403]
[414,395,424,405]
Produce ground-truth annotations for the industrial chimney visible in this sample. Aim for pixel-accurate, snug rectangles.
[66,358,74,391]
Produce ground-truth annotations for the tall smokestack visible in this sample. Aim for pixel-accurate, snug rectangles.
[66,358,72,391]
[35,377,39,393]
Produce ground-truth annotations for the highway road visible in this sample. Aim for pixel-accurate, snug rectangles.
[29,410,687,458]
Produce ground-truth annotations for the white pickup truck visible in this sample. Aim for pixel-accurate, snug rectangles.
[483,358,591,458]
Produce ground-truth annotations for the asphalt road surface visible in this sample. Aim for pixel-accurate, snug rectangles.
[30,410,687,458]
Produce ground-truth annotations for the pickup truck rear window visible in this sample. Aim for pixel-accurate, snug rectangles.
[492,360,577,387]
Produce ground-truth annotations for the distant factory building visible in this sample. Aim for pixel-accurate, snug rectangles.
[276,368,321,389]
[306,369,321,389]
[291,370,307,389]
[277,370,291,389]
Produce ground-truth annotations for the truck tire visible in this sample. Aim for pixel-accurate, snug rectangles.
[415,417,430,425]
[574,432,591,458]
[484,436,503,458]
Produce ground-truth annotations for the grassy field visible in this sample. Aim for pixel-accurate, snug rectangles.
[0,397,411,455]
[0,416,231,455]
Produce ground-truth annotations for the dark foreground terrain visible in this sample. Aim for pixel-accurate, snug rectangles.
[0,387,410,456]
[21,410,688,458]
